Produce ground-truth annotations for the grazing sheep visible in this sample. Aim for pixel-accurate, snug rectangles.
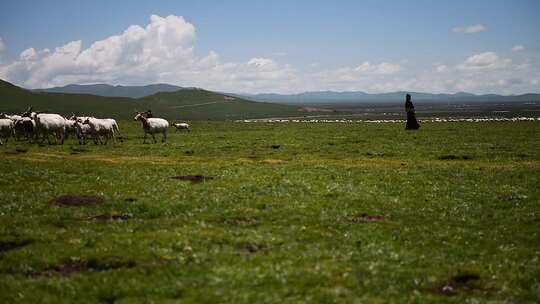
[13,117,35,141]
[133,112,169,143]
[82,117,116,145]
[173,122,190,132]
[30,113,67,145]
[0,118,14,145]
[71,120,92,145]
[65,119,78,140]
[103,118,120,136]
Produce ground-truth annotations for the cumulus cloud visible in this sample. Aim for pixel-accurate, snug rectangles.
[452,24,487,34]
[0,15,538,94]
[512,45,525,52]
[0,15,300,93]
[457,52,511,71]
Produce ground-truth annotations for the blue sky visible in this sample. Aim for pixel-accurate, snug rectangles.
[1,0,539,93]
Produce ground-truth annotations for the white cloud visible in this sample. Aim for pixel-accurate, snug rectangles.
[0,15,299,93]
[1,16,539,95]
[512,45,525,52]
[457,52,511,71]
[354,61,401,75]
[452,24,487,34]
[435,64,448,73]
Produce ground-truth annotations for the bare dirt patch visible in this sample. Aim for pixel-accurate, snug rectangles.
[438,155,474,160]
[51,195,105,207]
[350,213,385,223]
[432,273,481,296]
[0,239,33,253]
[271,145,281,149]
[124,197,137,203]
[171,175,214,183]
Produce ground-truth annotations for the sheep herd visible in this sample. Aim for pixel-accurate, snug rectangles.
[0,108,190,145]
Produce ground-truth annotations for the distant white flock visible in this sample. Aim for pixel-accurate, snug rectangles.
[238,117,540,123]
[0,107,190,145]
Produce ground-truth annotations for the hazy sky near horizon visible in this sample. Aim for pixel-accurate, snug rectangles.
[0,0,539,94]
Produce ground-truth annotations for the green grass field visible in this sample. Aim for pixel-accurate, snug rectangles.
[0,122,539,303]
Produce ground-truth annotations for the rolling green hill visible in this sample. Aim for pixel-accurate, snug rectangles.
[0,79,302,120]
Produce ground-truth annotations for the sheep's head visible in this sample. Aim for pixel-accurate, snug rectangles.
[82,118,91,125]
[134,112,144,121]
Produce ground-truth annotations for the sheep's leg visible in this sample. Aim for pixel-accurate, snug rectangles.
[46,131,53,145]
[151,133,157,144]
[143,132,148,144]
[162,130,167,142]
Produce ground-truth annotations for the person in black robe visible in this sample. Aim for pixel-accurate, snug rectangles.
[405,94,420,130]
[145,110,153,118]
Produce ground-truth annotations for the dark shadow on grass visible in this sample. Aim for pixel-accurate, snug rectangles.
[84,214,132,221]
[0,239,33,253]
[29,258,136,277]
[170,175,214,184]
[51,195,105,207]
[431,273,481,296]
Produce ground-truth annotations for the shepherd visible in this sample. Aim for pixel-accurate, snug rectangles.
[405,94,420,130]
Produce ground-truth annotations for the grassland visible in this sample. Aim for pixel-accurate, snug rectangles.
[0,121,539,303]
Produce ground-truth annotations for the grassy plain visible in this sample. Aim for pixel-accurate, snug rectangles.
[0,122,539,303]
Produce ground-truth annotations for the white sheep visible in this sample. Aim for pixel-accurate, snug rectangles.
[103,118,120,136]
[133,112,169,143]
[70,120,92,145]
[173,122,190,132]
[0,118,14,145]
[32,113,67,145]
[82,117,116,145]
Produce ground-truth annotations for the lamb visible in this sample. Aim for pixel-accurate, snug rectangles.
[0,118,14,145]
[173,122,190,132]
[133,112,169,143]
[82,117,116,145]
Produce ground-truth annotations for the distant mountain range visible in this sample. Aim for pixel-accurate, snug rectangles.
[235,91,540,105]
[35,83,188,98]
[35,84,540,105]
[1,79,302,120]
